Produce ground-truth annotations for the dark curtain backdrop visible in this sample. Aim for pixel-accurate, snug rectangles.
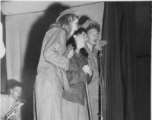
[102,2,138,120]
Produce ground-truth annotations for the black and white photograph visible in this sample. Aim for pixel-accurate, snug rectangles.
[0,1,151,120]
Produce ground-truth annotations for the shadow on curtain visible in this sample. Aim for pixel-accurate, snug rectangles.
[21,3,70,120]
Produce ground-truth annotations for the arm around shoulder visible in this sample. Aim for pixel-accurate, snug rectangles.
[43,28,70,70]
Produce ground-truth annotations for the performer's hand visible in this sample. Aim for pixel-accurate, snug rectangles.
[67,49,74,59]
[9,112,16,120]
[82,65,92,76]
[64,45,73,59]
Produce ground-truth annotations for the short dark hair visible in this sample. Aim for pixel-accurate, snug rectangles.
[74,27,87,36]
[10,81,24,89]
[86,21,100,32]
[66,27,87,50]
[66,27,88,57]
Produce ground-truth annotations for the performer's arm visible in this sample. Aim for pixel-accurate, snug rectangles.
[43,29,69,70]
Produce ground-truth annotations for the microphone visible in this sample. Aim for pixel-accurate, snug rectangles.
[95,40,107,50]
[95,40,107,57]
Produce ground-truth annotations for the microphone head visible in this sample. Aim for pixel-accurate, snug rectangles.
[95,39,107,51]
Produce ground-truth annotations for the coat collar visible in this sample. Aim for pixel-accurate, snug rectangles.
[85,45,97,59]
[50,23,68,33]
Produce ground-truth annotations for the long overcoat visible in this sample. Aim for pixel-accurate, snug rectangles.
[62,50,91,120]
[63,50,91,106]
[34,24,70,120]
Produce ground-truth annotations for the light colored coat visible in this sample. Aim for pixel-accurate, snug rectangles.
[34,24,70,120]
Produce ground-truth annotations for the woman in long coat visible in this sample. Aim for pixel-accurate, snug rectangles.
[62,27,92,120]
[34,9,81,120]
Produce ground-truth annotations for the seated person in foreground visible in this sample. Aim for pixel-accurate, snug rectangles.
[0,80,24,120]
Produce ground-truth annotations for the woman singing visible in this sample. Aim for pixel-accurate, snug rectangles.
[62,27,92,120]
[34,9,81,120]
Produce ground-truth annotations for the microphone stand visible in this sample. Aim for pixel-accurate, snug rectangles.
[97,48,104,120]
[85,80,93,120]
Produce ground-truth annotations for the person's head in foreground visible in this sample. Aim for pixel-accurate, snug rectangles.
[83,20,100,46]
[9,81,24,101]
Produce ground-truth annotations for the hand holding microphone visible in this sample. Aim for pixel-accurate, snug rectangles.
[67,49,74,59]
[82,65,92,76]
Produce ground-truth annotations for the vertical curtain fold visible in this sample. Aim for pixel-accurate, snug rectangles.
[102,2,136,120]
[1,14,7,93]
[6,16,21,81]
[102,2,124,120]
[121,3,136,120]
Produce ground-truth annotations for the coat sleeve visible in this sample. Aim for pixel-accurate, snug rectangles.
[43,28,69,70]
[67,60,87,84]
[67,70,87,84]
